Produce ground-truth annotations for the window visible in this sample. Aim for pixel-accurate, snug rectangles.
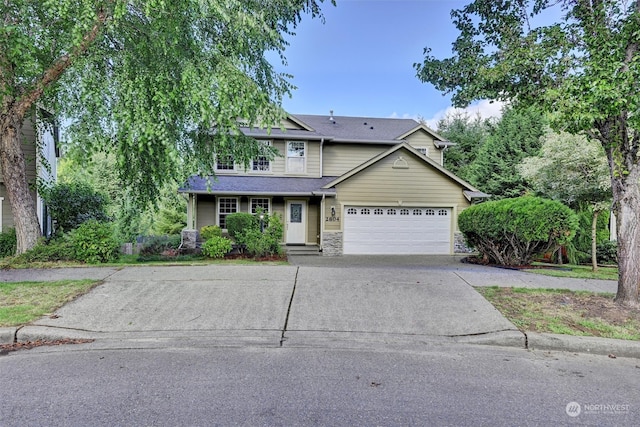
[425,209,435,216]
[416,147,429,156]
[360,208,370,215]
[250,198,270,214]
[413,209,422,215]
[400,209,410,215]
[387,208,396,215]
[438,209,449,216]
[286,141,306,173]
[347,208,357,215]
[218,197,238,229]
[374,208,384,215]
[252,141,271,172]
[216,155,235,171]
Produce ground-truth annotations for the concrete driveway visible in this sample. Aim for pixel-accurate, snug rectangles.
[8,256,618,350]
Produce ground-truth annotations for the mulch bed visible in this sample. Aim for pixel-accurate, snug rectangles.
[0,338,94,355]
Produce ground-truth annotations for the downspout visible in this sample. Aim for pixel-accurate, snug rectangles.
[320,137,324,177]
[319,138,325,251]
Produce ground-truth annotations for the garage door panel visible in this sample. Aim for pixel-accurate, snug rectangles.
[343,206,451,255]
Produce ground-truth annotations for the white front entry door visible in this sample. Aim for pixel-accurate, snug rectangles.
[286,200,306,244]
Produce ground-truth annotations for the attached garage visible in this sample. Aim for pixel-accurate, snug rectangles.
[343,206,452,255]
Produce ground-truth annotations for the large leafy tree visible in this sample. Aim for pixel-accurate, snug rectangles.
[415,0,640,306]
[0,0,330,254]
[519,129,611,271]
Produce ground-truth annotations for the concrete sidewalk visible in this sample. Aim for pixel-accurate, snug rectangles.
[2,258,638,357]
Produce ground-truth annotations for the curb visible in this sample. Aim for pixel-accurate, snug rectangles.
[527,333,640,359]
[16,326,94,343]
[0,327,17,344]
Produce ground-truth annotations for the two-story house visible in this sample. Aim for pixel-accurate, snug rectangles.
[179,113,487,256]
[0,110,59,236]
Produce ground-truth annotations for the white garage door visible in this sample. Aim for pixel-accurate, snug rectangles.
[343,206,451,255]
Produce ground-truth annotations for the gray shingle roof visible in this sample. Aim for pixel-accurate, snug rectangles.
[240,114,433,143]
[180,175,338,195]
[293,114,420,141]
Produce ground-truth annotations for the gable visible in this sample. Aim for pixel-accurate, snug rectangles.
[332,147,472,207]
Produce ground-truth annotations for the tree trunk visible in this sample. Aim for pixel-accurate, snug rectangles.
[591,209,599,273]
[611,171,640,307]
[0,112,42,254]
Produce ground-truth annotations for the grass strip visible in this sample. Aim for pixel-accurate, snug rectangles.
[0,280,98,327]
[476,286,640,341]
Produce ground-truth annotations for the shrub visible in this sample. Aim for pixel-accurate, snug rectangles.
[596,240,618,265]
[0,228,17,258]
[13,237,75,263]
[44,182,110,234]
[200,225,222,241]
[138,235,182,256]
[225,213,257,241]
[70,220,121,263]
[240,212,284,258]
[201,236,233,258]
[459,196,578,266]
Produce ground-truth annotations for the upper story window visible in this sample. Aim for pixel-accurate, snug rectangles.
[252,141,271,172]
[416,147,429,156]
[286,141,306,173]
[216,155,235,171]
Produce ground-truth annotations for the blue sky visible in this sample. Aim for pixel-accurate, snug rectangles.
[273,0,505,127]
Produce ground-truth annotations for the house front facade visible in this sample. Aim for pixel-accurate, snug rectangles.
[180,113,487,256]
[0,110,59,236]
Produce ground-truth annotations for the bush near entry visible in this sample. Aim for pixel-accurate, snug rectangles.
[459,196,578,266]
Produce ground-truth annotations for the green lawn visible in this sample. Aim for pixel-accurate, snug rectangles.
[0,280,98,327]
[525,263,618,281]
[476,286,639,340]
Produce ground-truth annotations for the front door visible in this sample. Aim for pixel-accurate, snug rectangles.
[286,200,306,244]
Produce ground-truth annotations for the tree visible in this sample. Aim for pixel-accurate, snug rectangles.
[435,110,492,182]
[0,0,331,255]
[468,106,546,198]
[415,0,640,306]
[519,129,611,271]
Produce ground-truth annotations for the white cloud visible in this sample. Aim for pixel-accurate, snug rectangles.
[423,100,506,129]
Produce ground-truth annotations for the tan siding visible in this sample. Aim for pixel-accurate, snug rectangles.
[196,195,216,230]
[307,199,319,244]
[334,149,470,231]
[222,139,320,177]
[322,144,388,176]
[405,130,442,165]
[282,117,306,130]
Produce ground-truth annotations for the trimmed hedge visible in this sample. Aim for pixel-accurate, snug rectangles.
[459,196,578,266]
[225,213,257,241]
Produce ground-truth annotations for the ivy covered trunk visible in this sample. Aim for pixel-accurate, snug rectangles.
[611,169,640,307]
[0,112,41,254]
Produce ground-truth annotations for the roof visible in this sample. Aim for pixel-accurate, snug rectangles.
[240,113,448,144]
[179,175,338,196]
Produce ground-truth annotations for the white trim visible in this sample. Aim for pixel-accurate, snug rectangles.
[286,140,307,174]
[215,155,236,173]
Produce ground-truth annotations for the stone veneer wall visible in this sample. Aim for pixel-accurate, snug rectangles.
[322,231,343,256]
[181,229,200,250]
[454,232,474,253]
